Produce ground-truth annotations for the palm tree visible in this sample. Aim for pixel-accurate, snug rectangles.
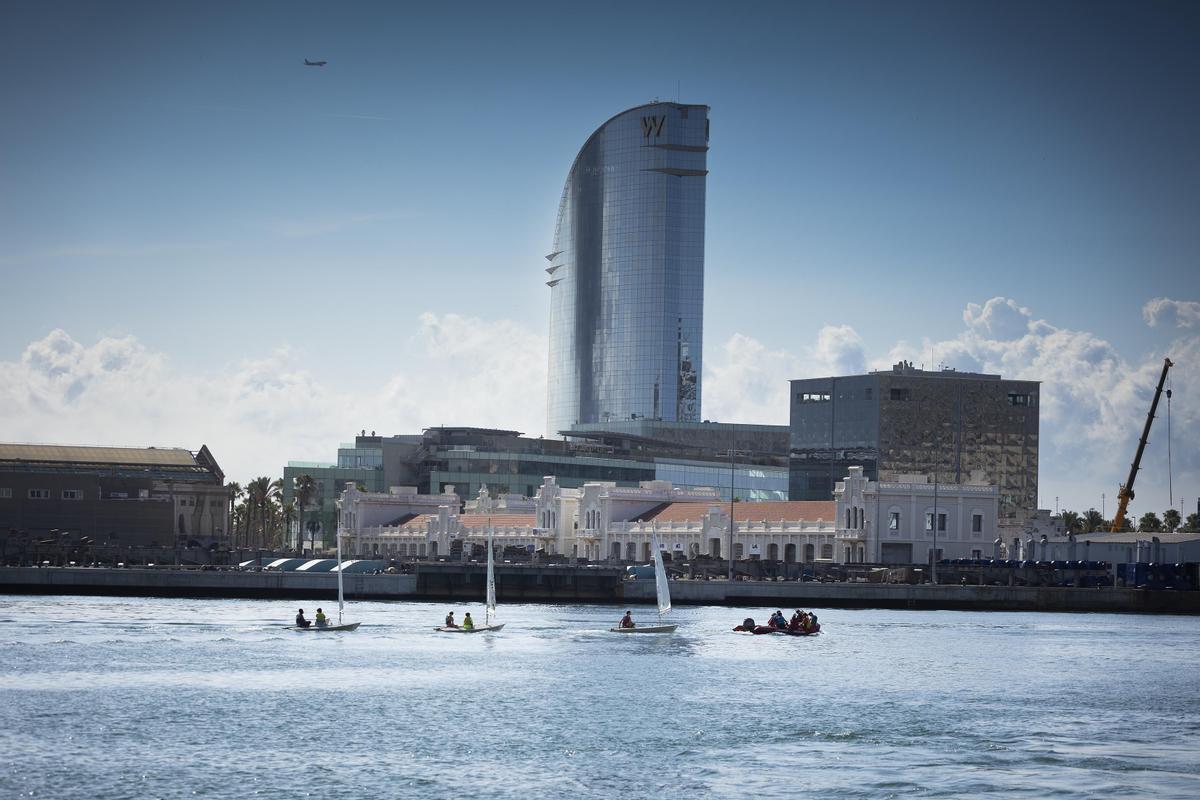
[281,501,296,549]
[1059,510,1082,534]
[294,475,317,553]
[1137,512,1162,532]
[227,482,242,548]
[1163,509,1181,533]
[246,477,272,550]
[1185,513,1200,533]
[1082,509,1105,533]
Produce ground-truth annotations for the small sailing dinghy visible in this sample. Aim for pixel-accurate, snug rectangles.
[610,531,677,633]
[288,531,360,632]
[437,526,505,633]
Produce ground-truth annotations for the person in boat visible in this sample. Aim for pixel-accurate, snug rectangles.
[315,608,327,627]
[444,611,457,628]
[769,610,787,629]
[295,608,311,629]
[462,612,475,631]
[732,617,756,631]
[789,610,804,632]
[620,610,635,629]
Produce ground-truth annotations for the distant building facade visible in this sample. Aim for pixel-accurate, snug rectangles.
[0,443,230,548]
[790,361,1038,533]
[833,466,1000,565]
[339,477,840,564]
[546,102,710,435]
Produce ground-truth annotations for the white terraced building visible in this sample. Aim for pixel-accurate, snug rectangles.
[339,477,841,563]
[833,466,1000,564]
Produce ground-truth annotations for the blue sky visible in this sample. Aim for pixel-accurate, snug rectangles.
[1,1,1197,519]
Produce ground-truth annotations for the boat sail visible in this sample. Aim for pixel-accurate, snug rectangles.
[291,529,360,632]
[437,525,505,633]
[610,530,677,633]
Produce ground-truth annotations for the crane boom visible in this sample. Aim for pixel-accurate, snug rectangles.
[1111,357,1173,532]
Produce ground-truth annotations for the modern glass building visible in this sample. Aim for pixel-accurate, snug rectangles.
[545,102,709,436]
[789,362,1039,530]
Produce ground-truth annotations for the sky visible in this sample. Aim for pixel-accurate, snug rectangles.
[1,0,1197,521]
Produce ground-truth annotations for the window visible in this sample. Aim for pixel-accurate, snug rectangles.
[798,392,830,403]
[926,512,947,532]
[890,388,911,401]
[0,488,11,499]
[62,489,83,500]
[972,513,983,533]
[28,489,50,499]
[888,511,900,530]
[1008,392,1032,407]
[820,543,834,559]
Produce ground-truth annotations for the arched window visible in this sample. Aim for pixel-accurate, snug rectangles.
[802,543,814,562]
[845,508,851,528]
[821,543,834,560]
[767,543,779,560]
[784,543,797,563]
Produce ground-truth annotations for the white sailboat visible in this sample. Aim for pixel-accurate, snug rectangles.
[437,526,505,633]
[289,529,360,632]
[610,531,677,633]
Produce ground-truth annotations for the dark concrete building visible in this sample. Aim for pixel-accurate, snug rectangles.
[789,362,1039,530]
[0,443,230,549]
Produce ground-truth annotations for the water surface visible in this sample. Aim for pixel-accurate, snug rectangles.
[1,596,1197,798]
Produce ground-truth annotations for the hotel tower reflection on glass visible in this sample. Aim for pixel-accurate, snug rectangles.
[545,103,709,437]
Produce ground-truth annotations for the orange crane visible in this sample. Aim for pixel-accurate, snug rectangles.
[1111,357,1173,532]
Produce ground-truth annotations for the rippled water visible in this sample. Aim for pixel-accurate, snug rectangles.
[1,595,1197,799]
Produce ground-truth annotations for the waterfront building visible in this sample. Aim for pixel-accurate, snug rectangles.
[286,424,789,518]
[339,477,841,564]
[790,360,1038,533]
[0,443,230,550]
[545,102,709,435]
[833,466,999,564]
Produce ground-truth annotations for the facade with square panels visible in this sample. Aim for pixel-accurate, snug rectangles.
[545,102,709,435]
[789,361,1039,533]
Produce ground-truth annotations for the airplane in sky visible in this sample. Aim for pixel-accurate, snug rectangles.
[304,59,327,67]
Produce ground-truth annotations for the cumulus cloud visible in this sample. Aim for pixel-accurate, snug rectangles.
[1143,297,1200,329]
[963,297,1032,340]
[0,314,547,482]
[704,296,1199,517]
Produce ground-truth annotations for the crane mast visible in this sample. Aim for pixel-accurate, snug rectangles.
[1111,357,1173,532]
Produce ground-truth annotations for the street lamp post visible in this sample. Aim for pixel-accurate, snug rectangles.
[728,433,735,582]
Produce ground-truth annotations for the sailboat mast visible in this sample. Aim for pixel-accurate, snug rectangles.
[336,529,345,624]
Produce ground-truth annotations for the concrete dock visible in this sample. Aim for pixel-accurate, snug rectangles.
[2,566,1198,613]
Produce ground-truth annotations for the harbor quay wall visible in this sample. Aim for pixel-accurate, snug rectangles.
[2,567,1198,613]
[0,566,416,601]
[622,579,1200,614]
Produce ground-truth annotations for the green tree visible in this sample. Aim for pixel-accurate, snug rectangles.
[1059,510,1082,534]
[1162,509,1181,533]
[226,482,242,548]
[1137,512,1162,532]
[246,477,273,549]
[294,475,317,552]
[1082,509,1105,533]
[1184,513,1200,533]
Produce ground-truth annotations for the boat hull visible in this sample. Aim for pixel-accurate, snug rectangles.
[436,624,505,633]
[287,622,361,632]
[609,624,677,633]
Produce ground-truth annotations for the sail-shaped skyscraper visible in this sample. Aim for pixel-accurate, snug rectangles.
[545,103,709,436]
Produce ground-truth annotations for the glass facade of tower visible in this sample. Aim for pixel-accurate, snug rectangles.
[545,103,709,436]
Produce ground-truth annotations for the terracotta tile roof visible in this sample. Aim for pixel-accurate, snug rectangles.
[634,500,836,524]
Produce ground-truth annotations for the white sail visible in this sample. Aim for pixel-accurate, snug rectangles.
[651,531,671,617]
[486,526,497,622]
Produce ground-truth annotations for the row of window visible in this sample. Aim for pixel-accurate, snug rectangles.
[8,489,84,500]
[885,510,985,534]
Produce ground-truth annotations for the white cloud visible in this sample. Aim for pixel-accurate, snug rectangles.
[1143,297,1200,329]
[0,314,546,483]
[963,297,1032,340]
[704,296,1200,517]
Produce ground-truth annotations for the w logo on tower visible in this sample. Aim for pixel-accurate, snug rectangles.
[641,115,666,139]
